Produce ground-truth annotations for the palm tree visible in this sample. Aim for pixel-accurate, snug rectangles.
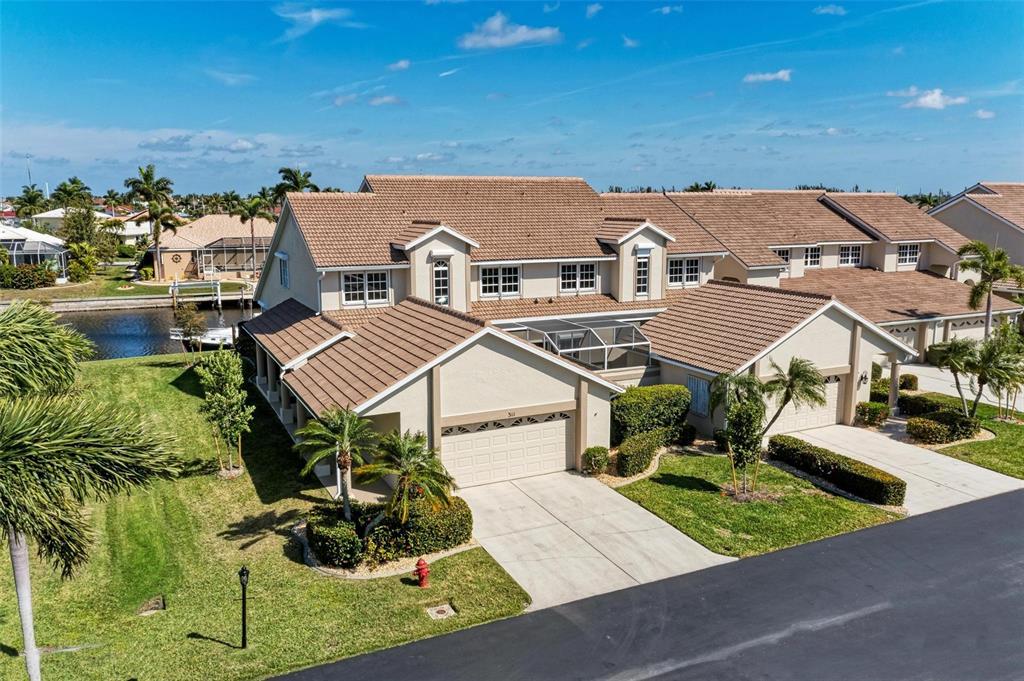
[147,201,182,281]
[13,184,48,218]
[229,197,275,276]
[256,185,277,207]
[0,301,180,681]
[957,241,1024,338]
[931,337,977,416]
[760,358,827,437]
[914,192,940,209]
[274,166,319,203]
[222,190,242,208]
[356,430,454,530]
[968,336,1024,418]
[294,409,378,520]
[124,164,174,206]
[50,177,92,209]
[102,189,121,216]
[709,372,764,420]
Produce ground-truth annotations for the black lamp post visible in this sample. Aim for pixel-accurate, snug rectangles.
[238,566,249,649]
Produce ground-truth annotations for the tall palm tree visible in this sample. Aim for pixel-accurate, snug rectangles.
[50,177,92,209]
[294,409,378,520]
[12,184,48,219]
[356,430,454,529]
[147,201,182,281]
[102,189,121,216]
[931,337,977,416]
[709,372,764,420]
[222,190,242,208]
[123,164,174,206]
[229,197,275,276]
[967,336,1024,418]
[957,241,1024,338]
[760,357,827,437]
[274,166,319,203]
[914,192,940,209]
[0,301,180,681]
[256,185,277,208]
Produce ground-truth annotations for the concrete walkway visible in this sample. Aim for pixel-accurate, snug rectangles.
[459,472,732,611]
[795,424,1023,515]
[905,362,1023,412]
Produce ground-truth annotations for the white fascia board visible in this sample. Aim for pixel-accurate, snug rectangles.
[746,263,788,271]
[816,240,875,246]
[254,202,291,301]
[930,195,1024,234]
[877,307,1024,325]
[927,184,986,215]
[667,250,729,258]
[608,220,677,245]
[491,307,667,325]
[316,263,411,272]
[471,256,617,266]
[398,224,481,250]
[282,331,354,371]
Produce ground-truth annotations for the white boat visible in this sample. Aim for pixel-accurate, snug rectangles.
[169,326,235,347]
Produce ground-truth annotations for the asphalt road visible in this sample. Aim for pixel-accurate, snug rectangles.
[279,491,1024,681]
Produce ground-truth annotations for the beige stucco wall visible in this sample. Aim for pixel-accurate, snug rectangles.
[159,250,196,281]
[616,228,668,302]
[260,213,319,311]
[658,362,723,435]
[759,307,852,373]
[407,232,471,311]
[819,244,841,269]
[934,200,1024,266]
[364,373,431,434]
[711,254,747,283]
[586,382,613,450]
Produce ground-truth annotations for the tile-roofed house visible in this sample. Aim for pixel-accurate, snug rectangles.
[779,267,1023,323]
[598,192,727,255]
[154,213,277,281]
[469,290,684,321]
[642,280,834,374]
[241,298,347,366]
[161,213,276,249]
[964,182,1024,228]
[929,182,1024,268]
[821,192,970,251]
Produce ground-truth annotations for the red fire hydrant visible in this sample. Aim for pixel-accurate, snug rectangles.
[413,558,430,588]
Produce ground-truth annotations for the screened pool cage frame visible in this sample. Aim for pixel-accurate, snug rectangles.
[197,236,272,278]
[0,239,69,278]
[516,318,652,371]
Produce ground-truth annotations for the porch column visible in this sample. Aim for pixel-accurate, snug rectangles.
[841,322,862,425]
[296,404,309,431]
[888,357,901,415]
[267,362,280,402]
[942,319,952,343]
[255,346,267,385]
[574,377,589,471]
[916,323,929,358]
[281,384,294,423]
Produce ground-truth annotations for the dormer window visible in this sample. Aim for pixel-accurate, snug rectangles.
[559,262,596,293]
[805,246,822,267]
[481,265,519,298]
[668,257,700,287]
[343,270,389,305]
[898,243,920,266]
[635,256,650,296]
[433,260,450,306]
[839,245,862,267]
[773,248,791,263]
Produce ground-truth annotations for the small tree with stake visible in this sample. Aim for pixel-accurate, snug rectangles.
[725,398,765,496]
[196,351,253,477]
[174,302,206,367]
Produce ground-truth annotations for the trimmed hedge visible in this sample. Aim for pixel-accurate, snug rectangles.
[871,362,882,381]
[582,446,610,475]
[0,263,57,290]
[856,401,889,427]
[925,410,980,441]
[898,392,955,417]
[616,427,668,477]
[899,373,919,391]
[678,423,697,446]
[712,428,729,453]
[306,508,363,568]
[768,435,906,506]
[116,243,137,258]
[925,343,947,366]
[906,416,951,444]
[612,385,690,444]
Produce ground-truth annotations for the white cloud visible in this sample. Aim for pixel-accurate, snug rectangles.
[622,35,639,48]
[812,4,847,16]
[369,95,403,106]
[388,59,411,71]
[974,109,996,119]
[901,88,968,110]
[458,12,562,49]
[886,85,919,97]
[272,4,365,42]
[586,3,602,19]
[543,2,560,12]
[577,37,595,50]
[204,69,256,86]
[743,69,792,83]
[138,134,194,152]
[333,94,358,107]
[439,68,461,78]
[652,5,682,15]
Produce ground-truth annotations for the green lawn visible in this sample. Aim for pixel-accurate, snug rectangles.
[0,356,528,681]
[618,454,899,557]
[0,267,246,302]
[917,392,1024,480]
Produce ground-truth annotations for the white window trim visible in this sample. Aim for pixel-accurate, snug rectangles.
[668,257,701,288]
[342,269,390,306]
[839,244,862,267]
[432,259,450,306]
[277,253,290,289]
[559,262,597,294]
[805,246,822,268]
[635,256,650,297]
[898,243,920,266]
[480,265,521,299]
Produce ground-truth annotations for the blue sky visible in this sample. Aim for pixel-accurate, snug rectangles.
[1,1,1022,196]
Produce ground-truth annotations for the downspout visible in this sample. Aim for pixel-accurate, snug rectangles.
[317,271,325,315]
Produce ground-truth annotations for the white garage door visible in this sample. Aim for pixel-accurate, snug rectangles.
[765,374,844,435]
[949,318,986,341]
[887,324,918,348]
[441,412,573,488]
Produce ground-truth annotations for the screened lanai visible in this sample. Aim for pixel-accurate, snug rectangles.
[0,235,68,278]
[514,318,652,370]
[197,236,272,278]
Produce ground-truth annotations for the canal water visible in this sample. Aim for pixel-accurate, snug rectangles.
[59,307,250,360]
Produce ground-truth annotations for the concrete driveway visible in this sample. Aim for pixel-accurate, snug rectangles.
[458,472,732,610]
[905,363,1023,412]
[794,425,1023,515]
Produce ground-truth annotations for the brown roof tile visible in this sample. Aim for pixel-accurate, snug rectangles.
[960,182,1024,228]
[241,298,344,365]
[322,306,389,330]
[643,280,832,374]
[161,213,276,250]
[598,193,726,255]
[822,193,970,250]
[779,268,1023,323]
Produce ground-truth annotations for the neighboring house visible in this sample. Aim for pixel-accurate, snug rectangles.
[0,224,69,279]
[30,207,111,233]
[241,174,1022,493]
[928,182,1024,267]
[116,210,153,245]
[149,213,276,281]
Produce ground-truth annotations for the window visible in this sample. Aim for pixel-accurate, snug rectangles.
[433,260,449,306]
[898,243,920,266]
[668,257,700,286]
[839,245,862,266]
[685,258,700,285]
[773,248,791,263]
[343,270,389,305]
[278,255,290,289]
[635,257,649,296]
[480,266,519,297]
[805,246,822,268]
[686,375,710,417]
[559,262,597,292]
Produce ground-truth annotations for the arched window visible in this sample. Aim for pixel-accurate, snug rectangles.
[433,260,450,306]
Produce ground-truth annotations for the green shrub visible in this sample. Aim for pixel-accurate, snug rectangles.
[727,398,765,472]
[871,362,882,381]
[582,446,610,474]
[405,496,473,556]
[116,243,137,258]
[922,410,980,441]
[898,392,955,417]
[0,263,56,289]
[768,435,906,506]
[616,428,668,477]
[856,401,889,427]
[899,373,919,391]
[306,507,363,568]
[925,343,947,366]
[67,260,90,283]
[678,423,697,446]
[906,416,952,444]
[612,385,690,444]
[712,428,729,453]
[869,379,891,404]
[139,266,154,281]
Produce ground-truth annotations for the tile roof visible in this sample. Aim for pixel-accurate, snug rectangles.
[664,191,869,267]
[283,298,486,414]
[779,268,1023,323]
[595,216,647,243]
[469,291,683,321]
[821,193,970,251]
[642,280,833,374]
[161,213,276,250]
[241,298,344,366]
[962,182,1024,228]
[322,306,389,330]
[598,193,726,254]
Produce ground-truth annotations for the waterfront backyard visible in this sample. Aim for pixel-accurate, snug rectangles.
[0,356,528,681]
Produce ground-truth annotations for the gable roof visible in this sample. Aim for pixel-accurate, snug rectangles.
[779,267,1024,323]
[597,193,726,255]
[642,280,837,374]
[594,216,676,245]
[930,182,1024,231]
[241,298,346,366]
[390,220,481,250]
[820,193,970,251]
[160,213,276,250]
